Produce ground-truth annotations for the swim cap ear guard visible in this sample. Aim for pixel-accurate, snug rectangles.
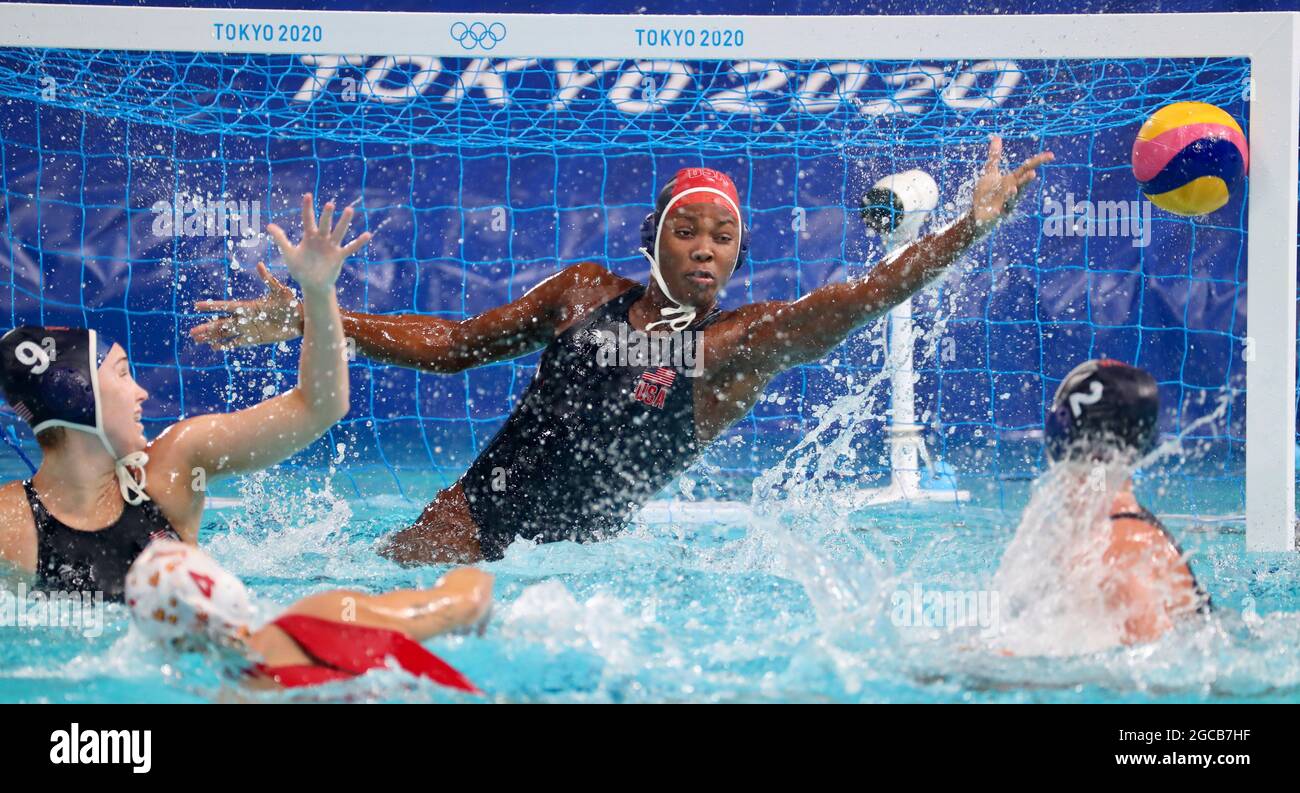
[125,540,256,649]
[1044,359,1160,464]
[638,167,748,332]
[0,326,150,504]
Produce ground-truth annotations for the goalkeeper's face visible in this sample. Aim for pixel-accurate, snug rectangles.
[656,203,739,307]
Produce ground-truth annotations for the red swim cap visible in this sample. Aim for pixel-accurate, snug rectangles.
[640,167,747,332]
[656,167,742,220]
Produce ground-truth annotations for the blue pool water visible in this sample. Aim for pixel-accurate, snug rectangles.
[2,458,1297,704]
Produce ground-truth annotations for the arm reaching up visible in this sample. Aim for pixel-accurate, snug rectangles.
[715,137,1053,373]
[152,195,371,538]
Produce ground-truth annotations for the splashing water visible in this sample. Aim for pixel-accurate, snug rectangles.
[987,392,1238,656]
[2,345,1295,702]
[990,461,1133,656]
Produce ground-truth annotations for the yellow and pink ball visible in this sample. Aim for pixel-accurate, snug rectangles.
[1130,102,1248,217]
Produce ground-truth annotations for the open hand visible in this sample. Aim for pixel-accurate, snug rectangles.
[269,194,372,295]
[970,136,1054,232]
[190,261,302,350]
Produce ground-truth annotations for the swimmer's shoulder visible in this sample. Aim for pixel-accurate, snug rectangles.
[1108,492,1166,547]
[694,302,792,370]
[551,261,639,333]
[0,479,37,575]
[562,260,627,285]
[700,300,815,345]
[1107,506,1205,619]
[1106,497,1187,576]
[560,261,637,298]
[1107,516,1171,554]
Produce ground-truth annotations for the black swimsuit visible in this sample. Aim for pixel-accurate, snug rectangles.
[1110,505,1212,614]
[25,480,180,602]
[460,285,720,560]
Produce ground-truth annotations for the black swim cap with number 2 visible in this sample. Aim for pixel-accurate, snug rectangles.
[1044,359,1160,463]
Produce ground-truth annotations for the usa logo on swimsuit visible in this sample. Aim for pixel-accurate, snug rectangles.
[634,367,676,409]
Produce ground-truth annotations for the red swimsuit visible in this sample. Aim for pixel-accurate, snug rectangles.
[250,614,480,693]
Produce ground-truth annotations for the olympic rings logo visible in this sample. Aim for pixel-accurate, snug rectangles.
[449,21,506,51]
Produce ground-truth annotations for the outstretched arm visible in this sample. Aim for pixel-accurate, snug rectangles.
[722,138,1052,373]
[192,261,626,373]
[154,195,368,506]
[287,568,495,640]
[191,268,465,370]
[338,266,581,373]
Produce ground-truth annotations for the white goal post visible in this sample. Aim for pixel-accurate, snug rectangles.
[0,5,1295,550]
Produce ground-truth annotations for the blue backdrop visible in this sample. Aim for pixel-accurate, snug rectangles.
[0,1,1279,504]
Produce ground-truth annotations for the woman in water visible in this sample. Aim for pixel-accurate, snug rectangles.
[0,195,369,601]
[996,359,1210,650]
[125,539,492,692]
[192,139,1053,563]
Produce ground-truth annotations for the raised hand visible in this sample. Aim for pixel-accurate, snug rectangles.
[970,136,1054,232]
[190,261,302,350]
[269,194,372,296]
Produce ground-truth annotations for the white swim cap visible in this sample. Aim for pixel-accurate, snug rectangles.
[125,540,255,647]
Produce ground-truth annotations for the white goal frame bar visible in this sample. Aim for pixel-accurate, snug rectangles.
[0,6,1296,550]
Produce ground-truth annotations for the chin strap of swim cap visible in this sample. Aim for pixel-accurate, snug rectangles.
[638,245,697,333]
[111,447,150,506]
[640,185,744,333]
[51,421,149,506]
[83,330,151,506]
